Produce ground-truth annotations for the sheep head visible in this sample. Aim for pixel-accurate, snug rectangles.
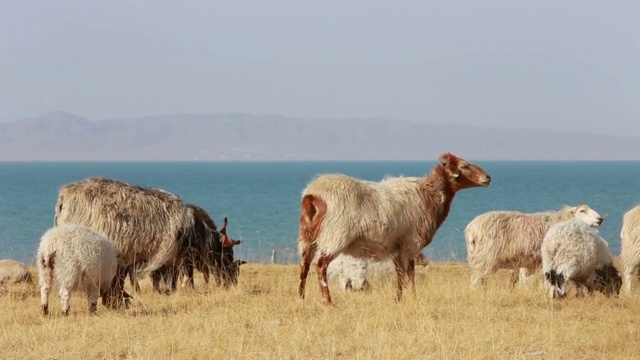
[438,152,491,191]
[573,205,605,227]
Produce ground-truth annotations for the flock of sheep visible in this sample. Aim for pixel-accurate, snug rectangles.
[1,151,640,315]
[297,152,638,303]
[1,176,246,315]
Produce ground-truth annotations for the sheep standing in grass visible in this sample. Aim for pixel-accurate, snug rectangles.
[37,223,130,316]
[327,253,429,291]
[621,205,640,293]
[541,218,621,299]
[465,205,605,288]
[0,259,33,285]
[298,152,491,304]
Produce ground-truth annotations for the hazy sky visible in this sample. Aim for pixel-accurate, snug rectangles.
[1,1,638,136]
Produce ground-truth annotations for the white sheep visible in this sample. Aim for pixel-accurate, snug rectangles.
[327,253,429,291]
[37,223,130,316]
[541,218,621,299]
[465,204,604,288]
[298,153,491,304]
[0,259,33,285]
[621,205,640,293]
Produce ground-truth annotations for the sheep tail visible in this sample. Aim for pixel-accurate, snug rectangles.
[41,251,56,286]
[298,194,327,246]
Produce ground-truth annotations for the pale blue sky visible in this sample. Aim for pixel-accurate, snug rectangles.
[1,1,638,136]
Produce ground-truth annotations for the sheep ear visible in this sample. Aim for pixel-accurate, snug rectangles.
[438,153,451,165]
[235,260,248,266]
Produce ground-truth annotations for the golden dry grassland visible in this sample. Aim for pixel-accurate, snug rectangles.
[1,262,639,360]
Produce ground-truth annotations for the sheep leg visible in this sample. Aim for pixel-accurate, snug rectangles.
[151,270,162,293]
[214,267,222,287]
[315,254,335,304]
[574,281,586,298]
[40,281,51,316]
[184,263,195,288]
[623,260,639,294]
[509,270,519,287]
[298,244,317,299]
[59,288,71,316]
[87,290,99,314]
[470,267,488,288]
[203,267,210,285]
[128,266,141,293]
[393,257,409,302]
[165,267,178,294]
[407,259,417,297]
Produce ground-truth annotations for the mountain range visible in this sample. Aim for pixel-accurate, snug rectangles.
[0,111,638,161]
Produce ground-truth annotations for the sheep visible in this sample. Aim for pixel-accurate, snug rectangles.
[37,223,131,316]
[53,177,200,291]
[465,204,605,288]
[149,215,245,294]
[620,205,640,293]
[0,259,33,285]
[326,253,429,292]
[298,152,491,304]
[541,218,621,299]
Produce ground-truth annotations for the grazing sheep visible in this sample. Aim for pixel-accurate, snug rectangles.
[621,205,640,293]
[150,215,245,294]
[37,224,131,316]
[53,177,201,290]
[541,218,621,299]
[465,204,604,288]
[327,253,429,291]
[0,259,33,285]
[298,152,491,304]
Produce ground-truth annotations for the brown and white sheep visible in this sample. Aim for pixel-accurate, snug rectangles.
[621,205,640,293]
[0,259,33,285]
[37,223,131,316]
[298,152,491,304]
[465,204,605,288]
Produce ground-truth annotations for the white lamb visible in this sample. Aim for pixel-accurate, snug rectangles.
[541,218,622,299]
[327,253,429,291]
[37,223,130,316]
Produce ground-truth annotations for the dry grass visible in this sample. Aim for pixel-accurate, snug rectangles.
[1,263,639,360]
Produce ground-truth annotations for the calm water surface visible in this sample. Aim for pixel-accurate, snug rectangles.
[1,161,638,265]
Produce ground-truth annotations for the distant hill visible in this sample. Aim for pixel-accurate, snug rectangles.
[0,111,639,161]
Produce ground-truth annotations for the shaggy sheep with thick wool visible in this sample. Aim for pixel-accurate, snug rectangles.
[541,218,621,298]
[621,205,640,293]
[465,204,604,287]
[37,223,130,316]
[298,152,491,304]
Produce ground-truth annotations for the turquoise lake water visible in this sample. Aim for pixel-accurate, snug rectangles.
[0,161,638,265]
